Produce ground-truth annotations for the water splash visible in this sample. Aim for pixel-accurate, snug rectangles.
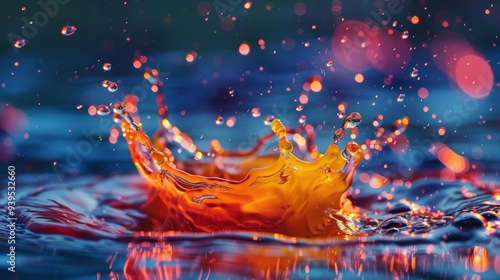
[110,70,367,237]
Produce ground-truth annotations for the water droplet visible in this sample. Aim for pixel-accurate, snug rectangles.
[113,102,126,114]
[375,127,385,138]
[298,115,306,124]
[388,201,412,214]
[76,105,83,110]
[342,112,362,129]
[96,105,111,116]
[326,60,333,67]
[452,213,486,229]
[61,25,77,36]
[481,211,500,221]
[251,107,261,117]
[215,116,224,125]
[113,113,123,123]
[410,68,418,78]
[341,148,350,160]
[264,115,275,126]
[333,128,344,144]
[402,30,409,39]
[379,216,411,231]
[342,142,360,161]
[391,117,410,135]
[102,63,112,71]
[229,89,235,95]
[295,105,304,111]
[372,114,384,127]
[397,93,405,102]
[102,80,110,88]
[14,39,26,49]
[107,82,118,92]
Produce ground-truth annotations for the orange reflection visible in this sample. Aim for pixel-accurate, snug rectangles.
[368,173,389,189]
[430,142,469,173]
[124,237,495,279]
[470,246,488,273]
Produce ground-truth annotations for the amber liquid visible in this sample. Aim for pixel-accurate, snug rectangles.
[113,71,364,238]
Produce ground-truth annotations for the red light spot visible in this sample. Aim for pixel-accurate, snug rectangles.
[418,87,429,99]
[294,2,306,16]
[239,43,250,55]
[455,54,494,98]
[133,60,141,69]
[299,94,309,104]
[332,21,380,72]
[88,105,96,116]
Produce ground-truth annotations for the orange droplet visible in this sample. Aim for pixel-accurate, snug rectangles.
[239,43,250,56]
[299,94,308,104]
[432,143,469,173]
[133,60,141,69]
[186,51,198,62]
[411,16,419,24]
[310,80,322,92]
[88,105,96,116]
[369,173,389,188]
[354,73,364,83]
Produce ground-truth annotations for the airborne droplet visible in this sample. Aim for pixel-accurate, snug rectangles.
[251,107,261,117]
[102,63,112,71]
[333,128,344,144]
[264,115,275,126]
[298,115,306,124]
[372,114,384,127]
[295,105,304,111]
[342,112,362,129]
[107,82,118,92]
[113,113,123,123]
[391,117,410,135]
[14,39,26,49]
[113,102,126,114]
[410,68,418,78]
[326,60,333,67]
[375,127,385,138]
[215,116,224,125]
[397,93,405,102]
[96,105,111,116]
[61,25,77,36]
[402,31,409,39]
